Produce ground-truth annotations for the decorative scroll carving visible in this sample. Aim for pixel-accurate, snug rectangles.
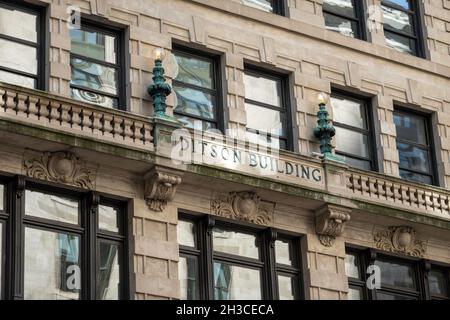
[374,226,426,257]
[211,191,274,226]
[23,151,95,189]
[315,204,351,247]
[145,167,182,212]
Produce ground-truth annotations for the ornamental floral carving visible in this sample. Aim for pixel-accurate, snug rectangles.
[211,191,274,226]
[23,151,95,189]
[374,226,426,257]
[145,167,182,212]
[315,204,351,247]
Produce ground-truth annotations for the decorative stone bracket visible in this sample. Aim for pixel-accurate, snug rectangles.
[374,226,426,257]
[144,167,182,212]
[23,151,96,190]
[315,204,351,247]
[211,191,275,226]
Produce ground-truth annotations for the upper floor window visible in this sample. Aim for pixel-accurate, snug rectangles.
[239,0,284,14]
[393,109,435,185]
[244,68,290,150]
[0,1,43,89]
[70,23,124,109]
[331,92,375,171]
[0,177,128,300]
[323,0,365,39]
[177,214,302,300]
[173,48,221,131]
[381,0,424,56]
[346,248,450,300]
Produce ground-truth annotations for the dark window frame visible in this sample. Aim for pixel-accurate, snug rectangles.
[243,65,293,151]
[172,45,224,132]
[393,107,437,186]
[346,247,450,300]
[381,0,426,58]
[0,0,47,90]
[331,89,378,172]
[69,19,126,110]
[178,212,303,300]
[0,175,130,300]
[322,0,367,40]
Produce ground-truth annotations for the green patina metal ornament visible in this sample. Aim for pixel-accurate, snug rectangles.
[314,96,345,163]
[147,56,173,119]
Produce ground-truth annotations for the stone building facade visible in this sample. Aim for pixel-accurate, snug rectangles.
[0,0,449,300]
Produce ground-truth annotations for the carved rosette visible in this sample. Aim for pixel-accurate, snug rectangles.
[374,226,426,257]
[315,204,351,247]
[23,151,95,189]
[211,191,274,226]
[145,167,182,212]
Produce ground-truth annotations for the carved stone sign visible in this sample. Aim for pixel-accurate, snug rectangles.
[374,226,426,257]
[211,191,275,226]
[23,151,95,189]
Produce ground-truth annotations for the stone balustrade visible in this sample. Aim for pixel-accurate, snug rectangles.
[0,83,154,151]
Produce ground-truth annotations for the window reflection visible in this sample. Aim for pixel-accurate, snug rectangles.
[429,269,449,297]
[240,0,276,12]
[214,262,262,300]
[323,0,361,38]
[98,205,119,233]
[375,259,416,289]
[0,184,4,211]
[278,275,295,300]
[213,228,259,259]
[97,242,120,300]
[179,256,198,300]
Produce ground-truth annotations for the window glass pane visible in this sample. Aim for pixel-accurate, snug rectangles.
[429,269,449,297]
[394,112,427,145]
[245,131,286,150]
[97,242,120,300]
[71,87,118,109]
[25,190,79,225]
[375,259,416,289]
[0,38,37,74]
[399,169,432,185]
[24,228,81,300]
[0,69,35,88]
[245,103,284,136]
[70,57,118,95]
[383,0,411,10]
[213,262,262,300]
[323,0,356,17]
[0,222,2,299]
[275,240,293,266]
[343,156,372,171]
[179,256,198,300]
[0,184,4,211]
[324,13,358,38]
[213,228,259,259]
[70,29,116,64]
[348,287,362,300]
[174,54,213,89]
[240,0,275,12]
[397,142,430,173]
[174,115,216,131]
[382,5,413,35]
[377,292,417,300]
[335,126,369,158]
[0,6,37,42]
[345,253,360,279]
[331,96,367,129]
[98,205,119,233]
[244,73,281,107]
[177,220,196,248]
[174,85,215,120]
[278,275,295,300]
[384,30,415,54]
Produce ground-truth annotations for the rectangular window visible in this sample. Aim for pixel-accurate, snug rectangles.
[244,68,290,150]
[0,1,43,89]
[429,267,450,300]
[0,177,128,300]
[393,109,435,185]
[172,48,220,131]
[331,92,375,171]
[323,0,365,39]
[177,214,302,300]
[70,22,124,109]
[381,0,424,56]
[239,0,284,14]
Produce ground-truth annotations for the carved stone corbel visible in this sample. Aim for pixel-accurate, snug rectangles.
[144,167,182,212]
[374,226,426,257]
[315,204,351,247]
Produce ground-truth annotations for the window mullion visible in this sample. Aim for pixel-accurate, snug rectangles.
[265,228,278,299]
[86,191,99,300]
[202,215,215,300]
